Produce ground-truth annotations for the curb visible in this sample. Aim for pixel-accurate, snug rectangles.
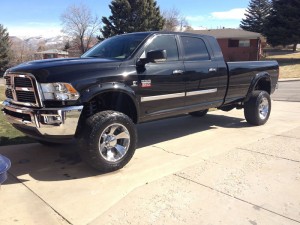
[278,78,300,82]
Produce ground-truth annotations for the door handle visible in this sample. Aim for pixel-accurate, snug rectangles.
[209,68,217,72]
[173,70,184,75]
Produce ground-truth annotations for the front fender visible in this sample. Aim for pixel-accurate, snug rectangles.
[79,81,139,113]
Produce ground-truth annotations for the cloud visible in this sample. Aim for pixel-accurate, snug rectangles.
[186,15,205,23]
[211,8,246,20]
[7,23,62,38]
[191,26,207,30]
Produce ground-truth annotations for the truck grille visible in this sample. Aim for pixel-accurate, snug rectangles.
[16,90,36,103]
[15,77,33,87]
[4,74,42,107]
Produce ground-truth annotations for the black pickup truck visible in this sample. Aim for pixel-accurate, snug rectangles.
[2,31,279,171]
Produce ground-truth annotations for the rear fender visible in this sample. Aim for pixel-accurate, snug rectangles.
[245,72,271,102]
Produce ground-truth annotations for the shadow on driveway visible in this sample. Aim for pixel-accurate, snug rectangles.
[0,112,248,184]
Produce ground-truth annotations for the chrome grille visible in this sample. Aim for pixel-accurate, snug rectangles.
[16,90,36,103]
[15,77,32,87]
[4,74,42,107]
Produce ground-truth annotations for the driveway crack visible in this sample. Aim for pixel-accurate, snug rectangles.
[175,174,300,224]
[274,134,300,140]
[152,146,189,158]
[8,172,72,225]
[237,148,300,163]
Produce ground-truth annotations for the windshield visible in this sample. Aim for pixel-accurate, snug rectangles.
[82,33,150,59]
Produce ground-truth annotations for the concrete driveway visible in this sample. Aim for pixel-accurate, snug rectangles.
[0,99,300,225]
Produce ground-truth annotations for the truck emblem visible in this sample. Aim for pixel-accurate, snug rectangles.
[141,80,151,88]
[132,81,138,87]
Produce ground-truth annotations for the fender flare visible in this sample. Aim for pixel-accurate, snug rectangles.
[245,72,271,102]
[79,82,140,118]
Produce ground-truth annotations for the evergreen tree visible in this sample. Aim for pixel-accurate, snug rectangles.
[240,0,271,33]
[0,24,11,73]
[264,0,300,51]
[100,0,165,39]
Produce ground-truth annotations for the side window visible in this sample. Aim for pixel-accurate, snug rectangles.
[181,37,210,61]
[144,35,179,61]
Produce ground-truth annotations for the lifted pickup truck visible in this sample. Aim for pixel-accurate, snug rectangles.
[2,31,279,172]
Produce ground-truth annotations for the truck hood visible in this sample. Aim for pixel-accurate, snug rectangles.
[8,57,122,83]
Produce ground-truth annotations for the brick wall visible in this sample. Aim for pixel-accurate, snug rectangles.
[217,38,260,62]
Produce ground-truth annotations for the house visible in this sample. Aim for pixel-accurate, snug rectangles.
[35,49,69,60]
[189,29,264,61]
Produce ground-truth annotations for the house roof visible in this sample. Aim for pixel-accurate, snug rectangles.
[36,49,69,55]
[189,29,262,39]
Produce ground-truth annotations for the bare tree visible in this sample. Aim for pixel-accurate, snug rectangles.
[9,37,36,66]
[61,3,101,54]
[162,8,191,32]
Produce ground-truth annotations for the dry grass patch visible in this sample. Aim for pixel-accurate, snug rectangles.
[266,52,300,79]
[0,86,35,146]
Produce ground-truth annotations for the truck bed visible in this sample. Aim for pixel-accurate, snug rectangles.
[224,60,279,105]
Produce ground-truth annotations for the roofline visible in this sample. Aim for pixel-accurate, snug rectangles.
[116,31,214,39]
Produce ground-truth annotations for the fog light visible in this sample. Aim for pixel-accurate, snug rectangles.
[40,114,62,125]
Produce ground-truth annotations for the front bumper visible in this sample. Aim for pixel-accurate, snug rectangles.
[2,100,83,140]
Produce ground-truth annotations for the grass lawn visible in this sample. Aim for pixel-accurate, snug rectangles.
[0,86,35,146]
[266,52,300,79]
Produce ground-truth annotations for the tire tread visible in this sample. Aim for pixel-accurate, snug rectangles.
[244,91,271,126]
[78,110,137,172]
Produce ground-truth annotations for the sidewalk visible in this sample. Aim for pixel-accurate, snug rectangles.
[0,101,300,224]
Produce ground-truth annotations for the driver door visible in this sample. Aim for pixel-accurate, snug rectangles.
[136,34,186,118]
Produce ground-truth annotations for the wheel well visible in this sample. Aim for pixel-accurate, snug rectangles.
[254,78,271,94]
[80,91,138,124]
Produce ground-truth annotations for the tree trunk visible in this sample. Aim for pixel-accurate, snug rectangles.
[292,43,297,52]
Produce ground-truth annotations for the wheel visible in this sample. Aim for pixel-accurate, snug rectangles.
[78,110,137,172]
[189,109,209,117]
[244,91,271,126]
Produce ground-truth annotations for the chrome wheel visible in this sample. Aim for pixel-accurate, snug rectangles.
[99,123,130,162]
[244,91,271,126]
[258,97,269,120]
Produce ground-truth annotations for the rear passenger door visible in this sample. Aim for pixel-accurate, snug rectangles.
[180,36,221,108]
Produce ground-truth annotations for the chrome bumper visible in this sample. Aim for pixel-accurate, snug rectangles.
[2,100,83,137]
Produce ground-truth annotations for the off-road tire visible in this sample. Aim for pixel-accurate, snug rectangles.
[78,110,137,172]
[244,91,271,126]
[189,109,209,117]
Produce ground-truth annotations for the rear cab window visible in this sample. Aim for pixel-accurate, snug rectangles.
[180,36,210,61]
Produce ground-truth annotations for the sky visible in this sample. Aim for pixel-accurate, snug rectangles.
[0,0,250,38]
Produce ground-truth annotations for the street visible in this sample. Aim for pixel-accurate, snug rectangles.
[273,80,300,102]
[0,79,299,224]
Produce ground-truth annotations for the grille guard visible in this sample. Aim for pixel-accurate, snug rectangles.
[3,73,44,108]
[2,100,83,137]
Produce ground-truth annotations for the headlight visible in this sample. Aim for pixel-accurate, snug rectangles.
[40,83,80,101]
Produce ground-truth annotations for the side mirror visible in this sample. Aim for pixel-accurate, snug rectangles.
[146,50,167,63]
